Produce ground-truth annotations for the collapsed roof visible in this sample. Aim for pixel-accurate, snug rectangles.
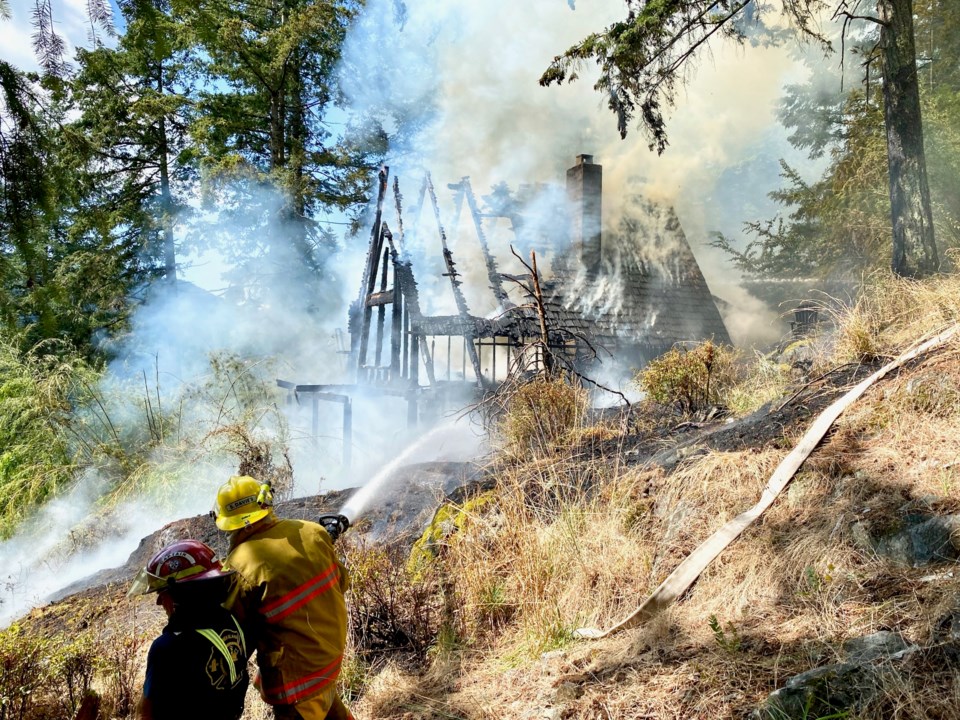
[346,154,731,395]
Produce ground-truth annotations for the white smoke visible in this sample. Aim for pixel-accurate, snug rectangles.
[339,0,839,347]
[0,0,847,624]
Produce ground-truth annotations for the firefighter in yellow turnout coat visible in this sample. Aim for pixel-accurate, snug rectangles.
[214,476,353,720]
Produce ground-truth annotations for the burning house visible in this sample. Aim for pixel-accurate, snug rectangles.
[547,154,731,368]
[280,155,730,450]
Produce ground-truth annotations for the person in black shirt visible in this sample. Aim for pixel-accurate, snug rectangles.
[129,539,249,720]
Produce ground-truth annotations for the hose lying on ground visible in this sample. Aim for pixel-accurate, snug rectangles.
[576,324,960,640]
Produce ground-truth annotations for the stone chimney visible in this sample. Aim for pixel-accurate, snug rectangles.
[566,154,602,277]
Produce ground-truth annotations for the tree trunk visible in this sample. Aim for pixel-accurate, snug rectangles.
[289,50,306,219]
[878,0,939,276]
[157,66,177,286]
[286,49,316,272]
[269,89,285,170]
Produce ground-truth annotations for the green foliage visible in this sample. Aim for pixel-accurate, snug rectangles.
[0,625,106,720]
[0,624,49,720]
[498,379,587,458]
[47,635,100,718]
[798,563,834,597]
[67,0,196,284]
[713,1,960,280]
[0,338,95,538]
[2,0,382,370]
[179,0,377,294]
[337,653,371,705]
[540,1,828,149]
[1,63,149,360]
[707,614,741,654]
[505,610,577,664]
[637,341,740,414]
[474,579,511,632]
[0,334,294,538]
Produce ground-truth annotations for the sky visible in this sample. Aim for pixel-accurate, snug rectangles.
[1,0,117,70]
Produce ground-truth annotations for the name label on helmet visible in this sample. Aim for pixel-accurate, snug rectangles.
[164,551,196,567]
[225,496,257,512]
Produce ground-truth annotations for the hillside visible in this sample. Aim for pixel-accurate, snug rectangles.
[8,275,960,720]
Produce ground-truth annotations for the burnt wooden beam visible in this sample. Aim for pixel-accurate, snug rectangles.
[391,262,402,375]
[427,173,484,388]
[374,244,390,366]
[393,240,435,385]
[356,168,390,373]
[411,331,420,385]
[274,381,353,468]
[393,177,406,250]
[461,177,510,309]
[401,295,409,380]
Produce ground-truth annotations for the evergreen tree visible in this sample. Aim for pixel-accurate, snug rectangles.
[0,64,151,358]
[177,0,379,306]
[68,0,196,287]
[541,0,942,278]
[712,0,960,280]
[0,61,56,341]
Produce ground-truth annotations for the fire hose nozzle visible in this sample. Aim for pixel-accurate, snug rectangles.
[318,514,350,543]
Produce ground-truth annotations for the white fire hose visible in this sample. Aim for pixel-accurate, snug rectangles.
[576,324,960,640]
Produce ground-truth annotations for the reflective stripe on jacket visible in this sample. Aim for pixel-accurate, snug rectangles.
[224,515,349,707]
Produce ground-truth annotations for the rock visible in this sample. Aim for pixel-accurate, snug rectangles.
[553,681,583,703]
[878,514,960,566]
[842,631,912,662]
[851,513,960,567]
[779,338,817,368]
[755,632,919,719]
[656,500,695,543]
[756,662,883,719]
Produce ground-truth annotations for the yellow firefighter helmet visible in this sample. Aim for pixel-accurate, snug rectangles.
[214,475,273,531]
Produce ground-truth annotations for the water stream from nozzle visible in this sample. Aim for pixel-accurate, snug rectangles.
[337,418,484,524]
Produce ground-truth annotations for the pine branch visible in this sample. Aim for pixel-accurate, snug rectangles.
[85,0,116,46]
[31,0,68,76]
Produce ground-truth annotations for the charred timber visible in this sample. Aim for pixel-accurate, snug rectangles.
[460,177,511,309]
[427,174,484,388]
[391,252,436,385]
[356,167,390,371]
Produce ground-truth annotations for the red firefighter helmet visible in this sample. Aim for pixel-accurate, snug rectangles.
[128,539,231,596]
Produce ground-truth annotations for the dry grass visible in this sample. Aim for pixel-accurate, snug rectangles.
[816,270,960,367]
[725,351,794,416]
[14,274,960,720]
[493,378,589,462]
[354,273,960,719]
